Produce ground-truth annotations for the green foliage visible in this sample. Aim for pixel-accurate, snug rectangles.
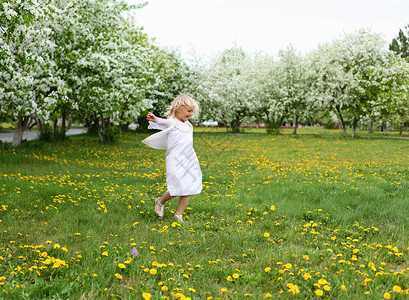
[38,124,54,142]
[0,139,11,150]
[102,126,120,143]
[389,25,409,58]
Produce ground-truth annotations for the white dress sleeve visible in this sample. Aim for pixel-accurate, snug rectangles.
[141,117,176,150]
[148,117,173,131]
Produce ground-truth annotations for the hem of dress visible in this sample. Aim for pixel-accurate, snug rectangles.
[168,189,202,197]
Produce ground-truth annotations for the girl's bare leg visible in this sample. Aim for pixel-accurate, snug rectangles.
[155,191,174,214]
[176,195,190,216]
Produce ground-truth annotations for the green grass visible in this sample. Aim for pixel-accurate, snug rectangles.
[1,131,409,299]
[0,123,14,131]
[195,125,409,138]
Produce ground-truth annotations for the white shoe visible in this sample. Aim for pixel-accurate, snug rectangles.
[155,198,164,219]
[174,214,184,223]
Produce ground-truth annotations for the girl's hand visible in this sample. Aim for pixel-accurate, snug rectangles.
[146,112,157,123]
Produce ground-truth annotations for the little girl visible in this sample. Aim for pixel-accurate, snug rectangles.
[142,94,202,223]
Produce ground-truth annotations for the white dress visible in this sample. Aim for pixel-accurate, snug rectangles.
[141,117,202,196]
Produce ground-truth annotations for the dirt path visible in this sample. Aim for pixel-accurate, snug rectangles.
[0,128,87,143]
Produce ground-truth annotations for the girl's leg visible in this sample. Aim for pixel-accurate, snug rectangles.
[158,190,174,204]
[175,195,190,216]
[155,191,174,214]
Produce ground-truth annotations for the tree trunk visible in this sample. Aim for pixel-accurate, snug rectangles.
[232,114,240,133]
[12,116,30,147]
[61,109,67,135]
[276,115,285,134]
[369,120,373,133]
[220,118,229,133]
[53,118,58,132]
[335,106,347,137]
[264,110,273,134]
[293,115,299,135]
[118,99,129,134]
[351,118,359,138]
[33,115,43,134]
[399,122,403,136]
[95,114,104,143]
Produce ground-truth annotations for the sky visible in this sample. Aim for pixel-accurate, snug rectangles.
[128,0,409,60]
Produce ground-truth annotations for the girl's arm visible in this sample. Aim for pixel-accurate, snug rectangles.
[146,112,173,128]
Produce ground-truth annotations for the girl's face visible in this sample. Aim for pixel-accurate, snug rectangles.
[175,106,193,122]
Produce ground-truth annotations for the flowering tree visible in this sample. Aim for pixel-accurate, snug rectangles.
[143,47,195,127]
[341,30,392,137]
[308,29,409,137]
[1,0,162,145]
[277,46,310,134]
[0,0,60,146]
[244,53,285,133]
[195,47,252,132]
[308,39,355,137]
[365,53,409,134]
[49,0,158,142]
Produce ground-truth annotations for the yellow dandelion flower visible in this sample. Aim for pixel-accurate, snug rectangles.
[341,285,347,291]
[221,288,227,293]
[383,292,391,299]
[288,284,300,294]
[149,269,157,275]
[315,289,323,296]
[115,273,123,280]
[102,251,108,257]
[264,267,271,273]
[161,286,169,291]
[142,292,152,300]
[227,276,233,282]
[283,263,292,269]
[232,273,240,279]
[118,263,126,269]
[393,285,402,293]
[264,232,270,238]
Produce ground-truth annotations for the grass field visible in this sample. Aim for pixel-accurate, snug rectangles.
[1,130,409,299]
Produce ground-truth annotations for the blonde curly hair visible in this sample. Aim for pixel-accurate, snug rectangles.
[164,94,200,119]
